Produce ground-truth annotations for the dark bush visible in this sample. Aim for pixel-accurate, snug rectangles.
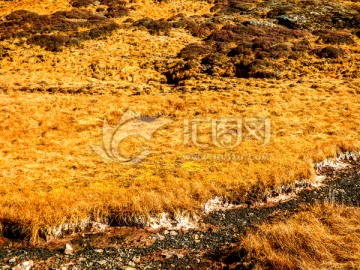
[236,60,279,78]
[5,10,40,21]
[186,22,219,37]
[292,39,311,52]
[227,41,252,57]
[133,18,173,35]
[210,0,253,13]
[53,9,105,20]
[206,29,241,42]
[314,30,355,45]
[257,45,291,60]
[178,43,212,60]
[71,0,94,7]
[87,22,120,38]
[168,13,186,21]
[105,6,129,18]
[356,30,360,38]
[0,6,122,51]
[28,34,70,52]
[315,46,345,59]
[124,17,135,23]
[164,59,201,84]
[101,0,128,5]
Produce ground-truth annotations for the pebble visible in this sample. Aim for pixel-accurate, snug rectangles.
[176,253,184,259]
[132,256,141,263]
[64,244,73,255]
[97,260,107,265]
[12,260,34,270]
[94,249,103,253]
[8,257,17,263]
[169,231,178,236]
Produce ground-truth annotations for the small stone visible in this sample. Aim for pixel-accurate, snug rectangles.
[13,260,34,270]
[128,261,136,267]
[94,249,103,253]
[163,230,169,234]
[176,253,184,259]
[169,231,178,236]
[78,257,86,262]
[98,260,107,265]
[8,257,17,263]
[123,267,137,270]
[64,244,73,255]
[132,256,141,263]
[193,234,199,240]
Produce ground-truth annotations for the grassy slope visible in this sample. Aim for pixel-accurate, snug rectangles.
[0,0,360,241]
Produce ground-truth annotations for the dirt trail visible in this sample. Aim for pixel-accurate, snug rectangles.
[0,161,359,269]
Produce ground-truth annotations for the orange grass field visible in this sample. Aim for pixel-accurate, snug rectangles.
[0,0,360,241]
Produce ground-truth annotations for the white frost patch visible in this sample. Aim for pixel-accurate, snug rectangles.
[147,212,199,231]
[315,151,360,173]
[41,218,109,239]
[204,196,247,213]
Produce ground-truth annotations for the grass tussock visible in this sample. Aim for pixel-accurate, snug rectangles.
[240,204,360,269]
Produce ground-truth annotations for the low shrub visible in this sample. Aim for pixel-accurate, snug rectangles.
[133,18,173,35]
[87,22,120,39]
[236,59,280,78]
[314,30,355,45]
[206,29,241,42]
[315,46,346,59]
[105,6,129,18]
[178,43,212,60]
[27,34,70,52]
[186,22,219,38]
[71,0,94,8]
[53,9,105,20]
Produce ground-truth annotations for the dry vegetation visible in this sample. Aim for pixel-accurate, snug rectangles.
[238,204,360,269]
[0,0,360,244]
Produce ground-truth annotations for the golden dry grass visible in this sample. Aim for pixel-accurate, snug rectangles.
[240,203,360,269]
[0,0,360,241]
[1,79,360,240]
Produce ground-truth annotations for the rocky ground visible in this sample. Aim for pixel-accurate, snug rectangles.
[0,160,359,270]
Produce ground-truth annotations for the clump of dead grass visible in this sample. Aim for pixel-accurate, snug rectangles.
[239,204,360,269]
